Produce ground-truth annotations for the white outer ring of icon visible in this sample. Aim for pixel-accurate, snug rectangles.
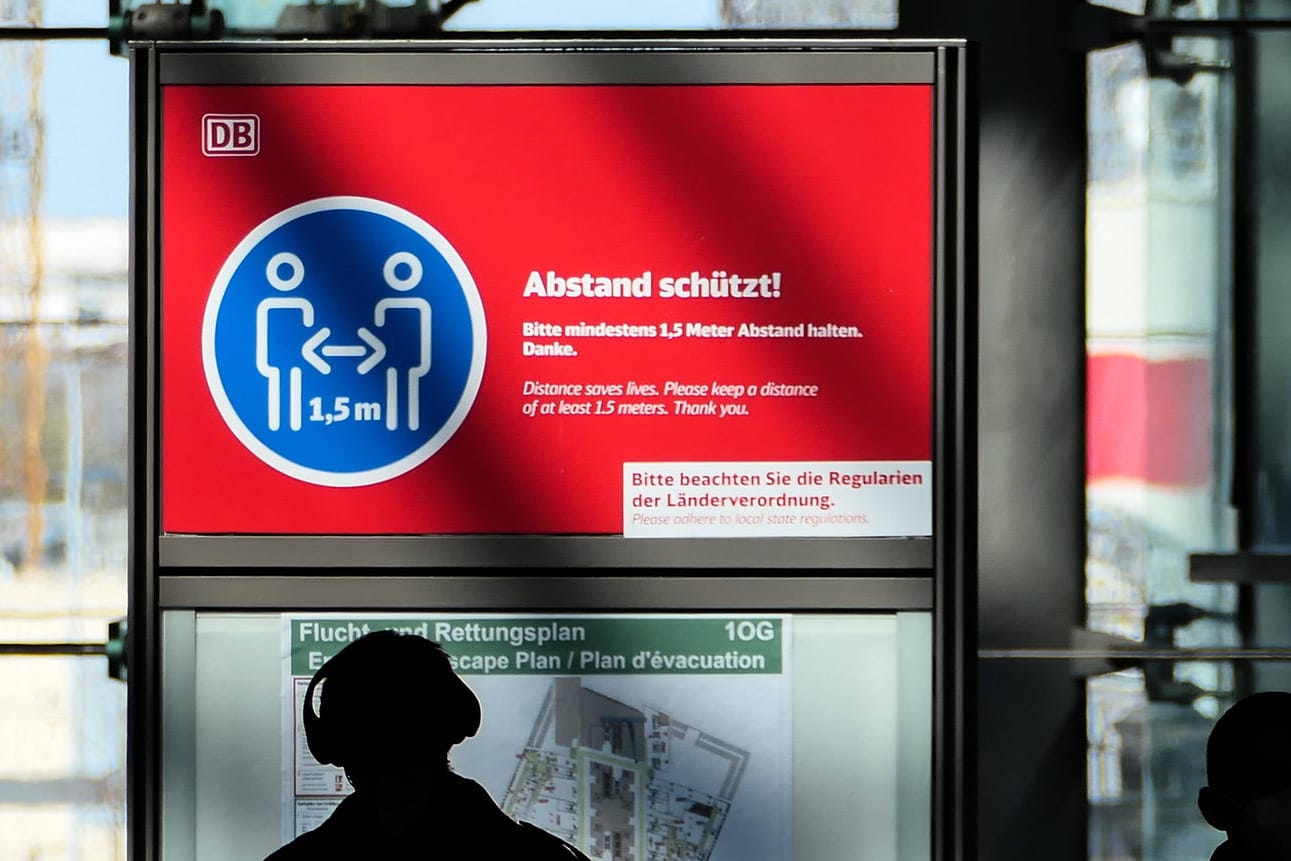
[202,196,487,488]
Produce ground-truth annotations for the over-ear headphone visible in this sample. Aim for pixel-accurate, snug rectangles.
[1198,785,1240,832]
[302,630,482,768]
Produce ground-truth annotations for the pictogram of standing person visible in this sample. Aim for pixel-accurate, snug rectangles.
[256,251,315,431]
[373,251,432,432]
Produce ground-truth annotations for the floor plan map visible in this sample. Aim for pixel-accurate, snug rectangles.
[502,678,750,861]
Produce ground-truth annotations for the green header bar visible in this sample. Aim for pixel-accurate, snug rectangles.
[290,616,783,675]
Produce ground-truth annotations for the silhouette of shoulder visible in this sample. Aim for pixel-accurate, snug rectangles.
[1208,841,1240,861]
[264,773,588,860]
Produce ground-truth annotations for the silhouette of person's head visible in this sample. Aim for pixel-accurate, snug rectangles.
[302,630,481,793]
[1198,691,1291,861]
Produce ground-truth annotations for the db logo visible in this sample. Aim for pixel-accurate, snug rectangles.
[202,114,259,156]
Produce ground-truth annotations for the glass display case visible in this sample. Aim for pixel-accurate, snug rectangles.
[129,39,971,861]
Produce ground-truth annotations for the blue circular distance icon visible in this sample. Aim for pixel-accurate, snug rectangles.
[202,197,486,487]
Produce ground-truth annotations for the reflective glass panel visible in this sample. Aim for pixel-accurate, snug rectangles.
[162,610,932,861]
[0,28,129,861]
[122,0,899,33]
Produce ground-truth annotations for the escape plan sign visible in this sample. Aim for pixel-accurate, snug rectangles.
[161,80,933,535]
[282,614,791,859]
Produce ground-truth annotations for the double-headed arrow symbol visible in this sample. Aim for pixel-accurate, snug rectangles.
[301,326,387,375]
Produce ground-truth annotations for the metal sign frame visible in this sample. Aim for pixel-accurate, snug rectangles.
[129,37,973,861]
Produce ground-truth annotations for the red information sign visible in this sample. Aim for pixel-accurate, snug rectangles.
[160,83,933,535]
